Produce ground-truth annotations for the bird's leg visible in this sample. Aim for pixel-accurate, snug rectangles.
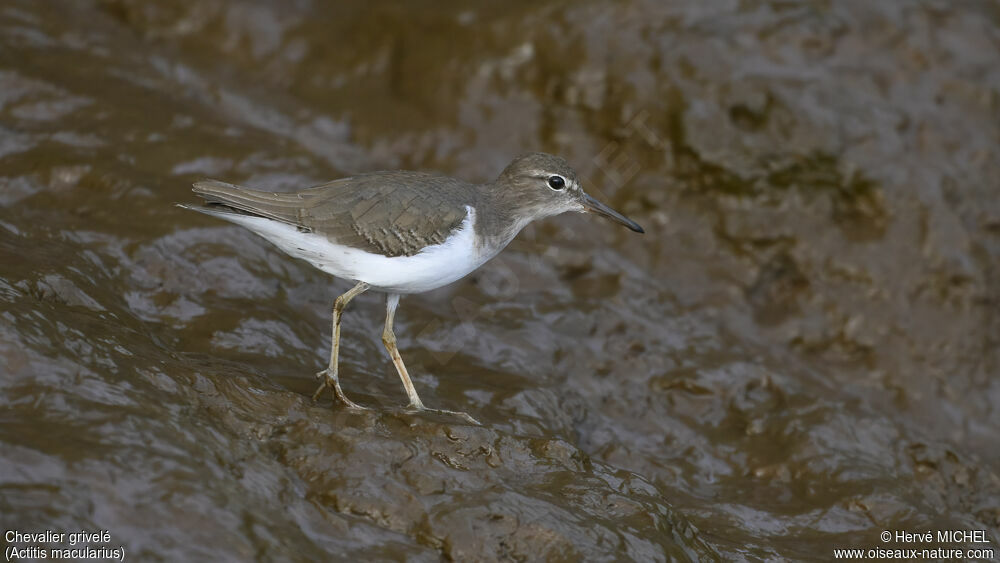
[382,294,480,425]
[382,294,424,409]
[313,281,369,408]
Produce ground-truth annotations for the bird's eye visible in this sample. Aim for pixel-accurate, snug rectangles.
[547,175,566,190]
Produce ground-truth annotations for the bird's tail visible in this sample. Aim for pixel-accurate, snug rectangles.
[181,179,299,224]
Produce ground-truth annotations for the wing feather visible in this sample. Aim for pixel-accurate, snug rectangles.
[189,172,474,257]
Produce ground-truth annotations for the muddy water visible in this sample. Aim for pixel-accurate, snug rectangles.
[2,0,999,560]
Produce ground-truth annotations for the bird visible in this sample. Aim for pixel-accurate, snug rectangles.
[179,152,644,424]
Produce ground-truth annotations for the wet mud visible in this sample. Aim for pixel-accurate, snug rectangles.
[1,0,999,560]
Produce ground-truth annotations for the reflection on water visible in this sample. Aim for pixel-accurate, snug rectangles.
[1,0,998,559]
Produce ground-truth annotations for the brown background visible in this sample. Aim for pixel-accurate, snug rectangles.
[1,0,998,560]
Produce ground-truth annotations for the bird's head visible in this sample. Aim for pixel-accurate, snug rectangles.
[495,152,644,233]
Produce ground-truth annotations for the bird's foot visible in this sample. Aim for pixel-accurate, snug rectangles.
[312,369,367,410]
[403,403,481,426]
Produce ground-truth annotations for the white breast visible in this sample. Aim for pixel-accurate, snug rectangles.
[217,206,492,294]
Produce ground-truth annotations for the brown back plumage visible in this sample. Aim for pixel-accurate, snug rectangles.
[191,172,475,257]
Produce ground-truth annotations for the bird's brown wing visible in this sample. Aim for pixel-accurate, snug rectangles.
[191,172,473,257]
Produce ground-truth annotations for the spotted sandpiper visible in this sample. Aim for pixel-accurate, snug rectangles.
[180,152,643,423]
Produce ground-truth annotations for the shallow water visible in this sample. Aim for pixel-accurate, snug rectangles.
[2,0,999,560]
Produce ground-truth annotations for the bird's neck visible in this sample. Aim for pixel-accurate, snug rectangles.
[472,184,537,256]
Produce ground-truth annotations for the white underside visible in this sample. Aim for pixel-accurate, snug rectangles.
[214,206,493,294]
